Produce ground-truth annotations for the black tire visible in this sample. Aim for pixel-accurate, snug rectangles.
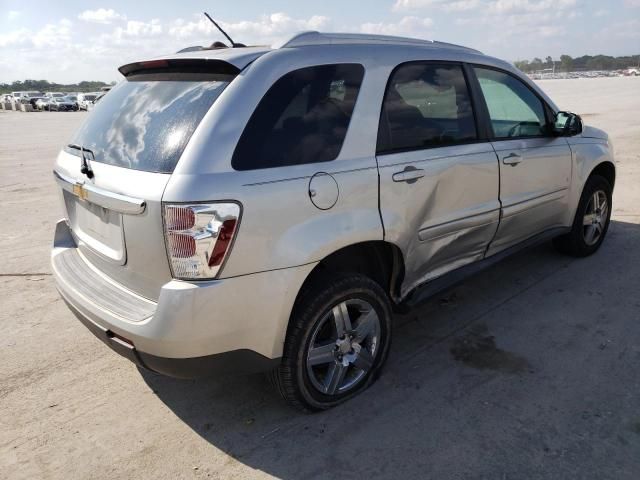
[553,174,612,257]
[270,272,392,412]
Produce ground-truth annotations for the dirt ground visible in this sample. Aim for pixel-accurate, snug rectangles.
[1,77,639,479]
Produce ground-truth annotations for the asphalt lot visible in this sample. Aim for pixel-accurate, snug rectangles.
[1,76,639,479]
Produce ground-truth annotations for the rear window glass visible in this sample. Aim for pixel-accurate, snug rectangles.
[232,64,365,171]
[66,77,229,173]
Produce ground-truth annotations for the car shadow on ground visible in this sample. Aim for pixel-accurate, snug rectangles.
[140,220,640,479]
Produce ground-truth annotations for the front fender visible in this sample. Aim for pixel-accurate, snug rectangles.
[566,135,615,222]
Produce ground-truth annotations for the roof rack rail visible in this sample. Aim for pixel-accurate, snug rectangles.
[278,31,481,54]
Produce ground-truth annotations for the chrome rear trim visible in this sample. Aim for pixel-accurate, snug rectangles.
[53,169,146,215]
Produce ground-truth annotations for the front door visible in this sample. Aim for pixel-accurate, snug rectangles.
[376,62,500,298]
[472,67,572,255]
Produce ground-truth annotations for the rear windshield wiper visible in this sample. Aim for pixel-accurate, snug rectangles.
[67,144,95,179]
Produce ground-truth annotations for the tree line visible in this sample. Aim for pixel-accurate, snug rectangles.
[0,79,116,95]
[514,54,640,73]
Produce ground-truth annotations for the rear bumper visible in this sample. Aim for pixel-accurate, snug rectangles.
[52,219,316,378]
[61,295,279,378]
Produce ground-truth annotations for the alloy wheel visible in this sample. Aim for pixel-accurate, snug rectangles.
[306,299,381,396]
[583,190,608,246]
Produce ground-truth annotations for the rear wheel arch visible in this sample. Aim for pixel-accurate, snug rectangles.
[294,241,405,314]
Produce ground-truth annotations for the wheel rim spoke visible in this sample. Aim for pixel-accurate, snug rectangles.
[332,302,352,337]
[583,213,596,226]
[323,362,348,394]
[352,349,374,372]
[308,342,336,366]
[583,190,608,246]
[353,310,378,343]
[600,199,608,220]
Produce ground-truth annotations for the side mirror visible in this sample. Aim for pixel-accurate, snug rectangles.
[553,111,583,136]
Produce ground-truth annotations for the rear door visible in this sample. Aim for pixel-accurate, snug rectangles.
[376,62,500,298]
[53,60,237,300]
[472,67,572,255]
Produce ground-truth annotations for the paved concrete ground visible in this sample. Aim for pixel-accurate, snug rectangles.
[1,77,639,479]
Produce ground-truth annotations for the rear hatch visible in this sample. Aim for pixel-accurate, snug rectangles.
[53,59,239,300]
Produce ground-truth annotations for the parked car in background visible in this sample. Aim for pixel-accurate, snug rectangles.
[10,92,27,104]
[87,92,106,110]
[65,95,79,109]
[28,96,48,109]
[35,98,50,111]
[44,92,66,99]
[5,91,43,108]
[77,93,98,110]
[52,32,615,411]
[48,97,76,111]
[8,91,40,104]
[18,91,45,104]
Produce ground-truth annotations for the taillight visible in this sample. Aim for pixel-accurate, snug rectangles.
[163,203,241,280]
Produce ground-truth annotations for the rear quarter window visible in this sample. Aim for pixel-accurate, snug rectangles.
[232,64,365,171]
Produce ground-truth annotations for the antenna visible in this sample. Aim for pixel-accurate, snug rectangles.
[203,12,240,48]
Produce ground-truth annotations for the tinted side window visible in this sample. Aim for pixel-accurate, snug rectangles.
[377,63,477,154]
[232,64,365,170]
[474,67,547,138]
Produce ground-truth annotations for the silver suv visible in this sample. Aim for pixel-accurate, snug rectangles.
[52,32,615,411]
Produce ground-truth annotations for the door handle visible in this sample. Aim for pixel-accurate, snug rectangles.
[502,153,522,166]
[392,166,425,184]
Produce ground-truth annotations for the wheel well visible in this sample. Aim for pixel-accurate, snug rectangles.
[590,161,615,188]
[299,241,405,305]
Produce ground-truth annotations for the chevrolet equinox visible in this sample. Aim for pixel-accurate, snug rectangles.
[52,32,615,411]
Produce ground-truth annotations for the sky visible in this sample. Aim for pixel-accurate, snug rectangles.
[1,0,639,83]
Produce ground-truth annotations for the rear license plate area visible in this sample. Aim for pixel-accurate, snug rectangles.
[64,191,126,264]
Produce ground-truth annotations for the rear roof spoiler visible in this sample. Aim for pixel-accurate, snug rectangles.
[118,58,240,78]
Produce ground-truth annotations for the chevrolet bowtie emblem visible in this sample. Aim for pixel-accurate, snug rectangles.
[73,183,89,200]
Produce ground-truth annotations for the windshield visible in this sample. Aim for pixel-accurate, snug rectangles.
[67,77,229,173]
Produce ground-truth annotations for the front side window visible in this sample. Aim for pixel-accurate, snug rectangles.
[232,64,365,171]
[377,63,477,154]
[474,67,548,139]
